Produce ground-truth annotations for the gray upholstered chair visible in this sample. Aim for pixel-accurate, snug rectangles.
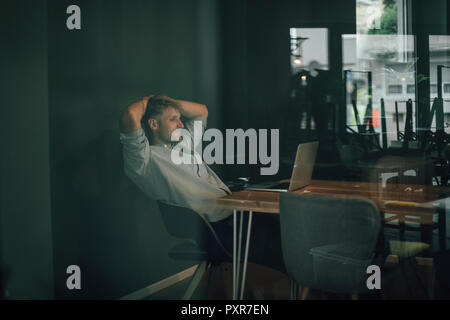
[279,192,384,299]
[157,201,231,299]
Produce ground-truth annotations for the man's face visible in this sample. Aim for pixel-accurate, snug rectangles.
[150,107,184,144]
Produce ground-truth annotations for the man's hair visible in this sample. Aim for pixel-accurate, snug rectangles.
[141,94,180,138]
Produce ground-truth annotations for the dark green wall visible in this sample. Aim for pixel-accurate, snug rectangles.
[0,0,54,299]
[47,0,222,299]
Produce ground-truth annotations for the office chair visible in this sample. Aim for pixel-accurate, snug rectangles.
[383,175,440,246]
[279,192,386,299]
[381,175,436,298]
[157,201,232,299]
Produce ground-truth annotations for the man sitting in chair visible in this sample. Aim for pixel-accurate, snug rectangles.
[119,94,232,223]
[119,94,286,273]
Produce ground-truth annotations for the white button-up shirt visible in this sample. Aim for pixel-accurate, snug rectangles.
[120,116,232,222]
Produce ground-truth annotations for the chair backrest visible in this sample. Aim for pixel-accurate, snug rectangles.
[279,192,381,294]
[157,201,231,258]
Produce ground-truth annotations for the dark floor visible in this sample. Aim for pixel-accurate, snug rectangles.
[145,225,450,300]
[145,260,436,300]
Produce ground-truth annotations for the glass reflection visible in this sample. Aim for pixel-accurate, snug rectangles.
[342,34,416,148]
[429,36,450,134]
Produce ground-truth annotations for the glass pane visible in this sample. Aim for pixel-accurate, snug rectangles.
[290,28,328,74]
[357,0,398,35]
[388,85,402,94]
[429,35,450,133]
[286,28,330,140]
[342,34,416,146]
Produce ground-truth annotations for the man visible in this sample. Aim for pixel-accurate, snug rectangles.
[120,94,286,274]
[119,94,232,223]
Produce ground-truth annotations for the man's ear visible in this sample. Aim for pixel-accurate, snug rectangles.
[148,118,159,131]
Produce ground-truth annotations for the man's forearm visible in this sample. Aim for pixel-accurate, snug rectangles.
[120,98,147,133]
[175,99,208,119]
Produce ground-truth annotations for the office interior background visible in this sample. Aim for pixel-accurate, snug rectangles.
[1,0,450,299]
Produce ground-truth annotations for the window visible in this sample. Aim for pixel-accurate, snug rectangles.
[388,85,402,94]
[430,36,450,134]
[444,84,450,93]
[406,84,415,94]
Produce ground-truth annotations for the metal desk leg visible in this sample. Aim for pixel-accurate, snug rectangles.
[240,211,253,300]
[232,210,254,300]
[236,211,244,297]
[438,203,447,250]
[233,209,236,300]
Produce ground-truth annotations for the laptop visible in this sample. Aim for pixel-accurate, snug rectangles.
[245,141,319,192]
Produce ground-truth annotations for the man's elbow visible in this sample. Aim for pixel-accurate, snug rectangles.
[201,105,208,119]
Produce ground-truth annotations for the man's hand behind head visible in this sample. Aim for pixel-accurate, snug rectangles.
[120,96,152,134]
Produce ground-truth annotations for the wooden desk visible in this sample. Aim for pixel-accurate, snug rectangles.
[217,179,447,216]
[216,179,449,300]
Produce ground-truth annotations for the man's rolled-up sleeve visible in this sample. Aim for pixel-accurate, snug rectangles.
[119,128,150,177]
